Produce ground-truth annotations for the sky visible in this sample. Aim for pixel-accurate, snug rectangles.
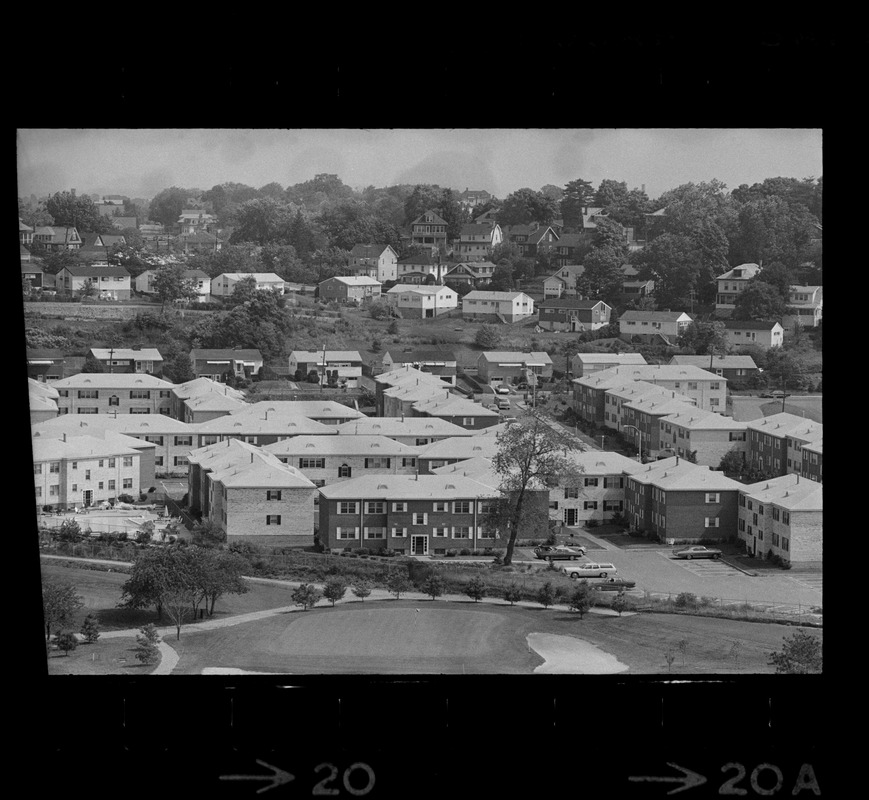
[16,129,822,202]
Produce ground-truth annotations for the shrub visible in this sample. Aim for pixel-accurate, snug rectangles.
[537,582,556,609]
[445,549,457,558]
[586,519,599,529]
[322,577,348,607]
[611,591,628,617]
[464,575,487,603]
[503,583,522,605]
[54,631,79,657]
[459,548,472,556]
[421,574,445,600]
[675,592,699,609]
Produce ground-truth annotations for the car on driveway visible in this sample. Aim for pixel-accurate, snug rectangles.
[534,545,587,561]
[561,562,618,578]
[673,545,722,560]
[496,386,511,395]
[594,578,637,591]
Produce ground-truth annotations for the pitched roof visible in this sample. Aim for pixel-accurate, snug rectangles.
[537,298,605,310]
[745,413,823,441]
[717,263,761,280]
[32,412,193,435]
[619,310,692,323]
[264,435,418,457]
[183,392,249,412]
[171,377,246,401]
[230,400,364,420]
[89,348,163,362]
[322,275,381,286]
[479,351,553,365]
[575,364,725,388]
[412,210,448,226]
[628,459,741,490]
[384,348,457,363]
[190,348,263,361]
[31,433,143,462]
[50,373,174,389]
[214,272,283,282]
[659,408,748,430]
[386,284,457,296]
[721,319,783,331]
[192,413,334,436]
[334,417,471,438]
[397,251,442,266]
[741,473,823,511]
[464,290,531,301]
[349,243,393,258]
[412,395,500,418]
[290,350,363,362]
[319,474,498,500]
[563,450,650,475]
[416,436,500,460]
[58,265,130,278]
[574,353,647,365]
[460,224,495,236]
[669,355,758,370]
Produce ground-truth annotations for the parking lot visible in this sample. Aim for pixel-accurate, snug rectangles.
[663,552,747,580]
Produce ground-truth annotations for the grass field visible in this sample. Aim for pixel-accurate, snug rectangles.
[46,637,153,676]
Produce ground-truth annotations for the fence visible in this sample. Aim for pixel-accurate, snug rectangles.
[636,590,822,624]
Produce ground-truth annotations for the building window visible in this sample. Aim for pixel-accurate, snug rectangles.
[338,502,358,515]
[337,527,359,540]
[705,493,720,503]
[364,527,386,540]
[49,462,60,473]
[391,527,407,538]
[78,390,98,399]
[299,458,326,469]
[50,485,59,496]
[155,457,164,467]
[109,395,119,406]
[782,511,790,525]
[563,487,579,499]
[392,502,407,512]
[123,478,133,489]
[402,457,417,468]
[462,417,475,426]
[366,501,385,514]
[412,513,428,525]
[98,482,104,490]
[338,464,352,478]
[130,408,150,414]
[583,501,598,510]
[433,502,448,512]
[584,478,599,487]
[478,500,496,514]
[704,517,720,528]
[174,436,193,446]
[452,526,472,539]
[453,501,471,514]
[364,457,391,469]
[174,456,188,467]
[85,470,91,480]
[265,515,282,525]
[266,490,282,501]
[108,480,116,490]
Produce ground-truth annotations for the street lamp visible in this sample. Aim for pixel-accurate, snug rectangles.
[622,424,643,462]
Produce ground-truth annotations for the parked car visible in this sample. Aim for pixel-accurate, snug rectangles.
[534,545,587,561]
[497,398,511,410]
[562,562,618,579]
[672,545,722,560]
[760,390,788,399]
[496,386,511,395]
[594,578,637,591]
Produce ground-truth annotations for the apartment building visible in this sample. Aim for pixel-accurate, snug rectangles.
[625,458,742,544]
[410,391,501,430]
[622,395,701,460]
[264,435,420,487]
[318,474,501,555]
[187,440,317,548]
[170,377,247,421]
[669,355,758,382]
[231,401,364,426]
[745,414,824,478]
[416,436,500,473]
[603,382,697,433]
[32,433,144,511]
[51,374,175,415]
[657,409,749,467]
[374,366,445,415]
[801,439,822,483]
[192,412,336,448]
[737,473,823,563]
[334,417,472,445]
[381,377,451,419]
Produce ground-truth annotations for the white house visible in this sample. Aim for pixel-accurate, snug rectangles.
[135,268,211,302]
[462,291,535,323]
[210,273,285,297]
[347,244,398,282]
[618,310,693,344]
[715,263,762,311]
[456,223,502,261]
[288,351,364,388]
[783,285,823,330]
[385,284,458,318]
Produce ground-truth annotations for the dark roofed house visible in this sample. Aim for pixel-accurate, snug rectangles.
[347,243,398,282]
[27,349,68,381]
[111,216,138,230]
[175,230,222,254]
[410,210,449,253]
[22,261,44,289]
[457,223,502,261]
[720,320,785,351]
[397,250,449,283]
[32,226,82,251]
[537,299,612,332]
[381,348,458,386]
[190,349,264,382]
[55,264,131,299]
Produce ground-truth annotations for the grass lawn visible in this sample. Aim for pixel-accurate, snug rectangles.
[46,636,153,676]
[165,600,812,676]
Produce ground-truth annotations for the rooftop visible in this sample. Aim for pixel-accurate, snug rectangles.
[319,474,498,500]
[264,435,418,457]
[50,374,174,389]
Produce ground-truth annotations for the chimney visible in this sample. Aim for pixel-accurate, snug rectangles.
[675,457,679,465]
[63,433,67,442]
[251,453,254,463]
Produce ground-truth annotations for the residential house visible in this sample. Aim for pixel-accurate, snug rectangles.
[522,225,560,258]
[476,351,553,387]
[737,473,822,563]
[50,374,175,416]
[55,265,131,299]
[381,348,458,386]
[745,414,823,478]
[347,244,398,282]
[668,355,759,382]
[416,436,500,474]
[20,244,34,264]
[88,347,164,375]
[177,209,216,234]
[442,261,496,288]
[462,291,534,323]
[573,365,727,425]
[32,413,191,477]
[619,310,693,344]
[625,457,743,544]
[548,234,586,269]
[384,284,458,318]
[334,417,472,446]
[318,275,381,305]
[31,432,145,511]
[782,285,823,330]
[82,232,127,250]
[543,263,586,298]
[136,268,211,302]
[264,435,420,488]
[410,210,449,252]
[715,263,762,311]
[801,439,822,483]
[189,348,264,382]
[720,320,784,351]
[620,265,655,302]
[170,378,247,422]
[571,353,648,379]
[229,401,364,426]
[22,262,45,290]
[396,251,449,284]
[288,350,364,388]
[29,379,60,425]
[211,272,284,298]
[19,219,34,246]
[554,451,648,526]
[318,474,501,555]
[457,189,492,210]
[657,408,749,467]
[32,226,82,251]
[536,299,612,333]
[456,224,502,261]
[187,439,316,548]
[27,350,68,382]
[110,216,138,230]
[473,208,499,226]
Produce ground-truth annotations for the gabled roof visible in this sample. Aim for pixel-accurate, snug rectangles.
[741,473,823,511]
[334,417,471,438]
[50,373,173,389]
[721,319,783,331]
[386,284,457,296]
[384,348,457,363]
[416,436,500,460]
[574,353,648,365]
[412,210,447,226]
[89,348,163,362]
[563,450,650,475]
[479,351,553,365]
[319,474,498,500]
[745,413,823,441]
[464,290,531,301]
[397,251,443,266]
[619,310,692,323]
[459,224,496,236]
[230,400,363,420]
[58,265,130,278]
[717,263,761,280]
[264,435,417,457]
[321,275,381,286]
[290,350,363,362]
[349,243,394,259]
[669,355,758,370]
[190,348,263,361]
[537,298,606,310]
[213,272,283,282]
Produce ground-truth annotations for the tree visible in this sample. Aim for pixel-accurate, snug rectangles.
[152,263,198,313]
[755,261,794,300]
[80,614,101,644]
[79,278,97,299]
[54,631,79,657]
[291,583,322,611]
[387,572,411,600]
[230,198,294,246]
[403,184,445,227]
[537,581,556,609]
[763,348,807,394]
[135,624,161,665]
[768,629,822,674]
[503,583,522,606]
[576,246,625,303]
[464,575,487,603]
[323,577,348,607]
[352,580,373,602]
[191,519,227,549]
[42,579,84,644]
[664,646,676,673]
[148,187,189,228]
[634,233,701,311]
[197,549,248,616]
[677,638,689,666]
[612,591,628,617]
[489,414,585,565]
[489,263,514,292]
[592,216,628,252]
[561,179,595,228]
[474,325,501,349]
[45,191,108,233]
[387,320,399,335]
[568,581,594,618]
[57,518,83,541]
[498,188,558,227]
[677,321,729,356]
[162,350,195,384]
[438,188,465,242]
[718,448,746,475]
[732,279,788,321]
[421,574,445,601]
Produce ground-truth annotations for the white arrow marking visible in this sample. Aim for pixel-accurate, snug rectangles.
[628,762,707,795]
[220,759,295,794]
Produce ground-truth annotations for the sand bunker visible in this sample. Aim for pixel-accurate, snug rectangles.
[527,633,629,674]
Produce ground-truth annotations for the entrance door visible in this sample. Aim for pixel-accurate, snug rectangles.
[83,490,93,508]
[563,508,578,526]
[411,535,428,556]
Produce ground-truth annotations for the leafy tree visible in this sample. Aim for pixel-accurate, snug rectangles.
[677,638,689,665]
[601,186,651,232]
[403,184,445,227]
[729,195,817,268]
[57,518,83,541]
[498,188,558,227]
[568,581,594,618]
[592,216,628,251]
[135,624,161,665]
[18,198,54,228]
[369,300,392,320]
[593,179,629,209]
[386,320,399,335]
[421,574,445,601]
[732,279,788,321]
[80,614,101,644]
[291,583,322,611]
[186,243,263,279]
[148,187,190,228]
[768,629,822,674]
[561,178,595,228]
[438,188,466,241]
[54,631,79,657]
[664,646,676,673]
[677,320,729,356]
[577,246,625,303]
[652,179,732,240]
[537,581,556,609]
[474,325,501,349]
[634,233,701,311]
[258,181,285,200]
[42,579,84,644]
[387,572,411,600]
[191,519,226,549]
[323,577,348,607]
[162,350,195,384]
[230,198,294,246]
[489,414,585,565]
[45,191,110,233]
[39,249,82,275]
[755,261,794,300]
[79,278,97,299]
[503,583,522,606]
[352,580,373,602]
[489,263,514,292]
[464,575,487,603]
[152,263,198,313]
[763,348,806,393]
[540,184,563,202]
[718,448,746,475]
[287,173,354,209]
[197,549,248,616]
[612,591,628,617]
